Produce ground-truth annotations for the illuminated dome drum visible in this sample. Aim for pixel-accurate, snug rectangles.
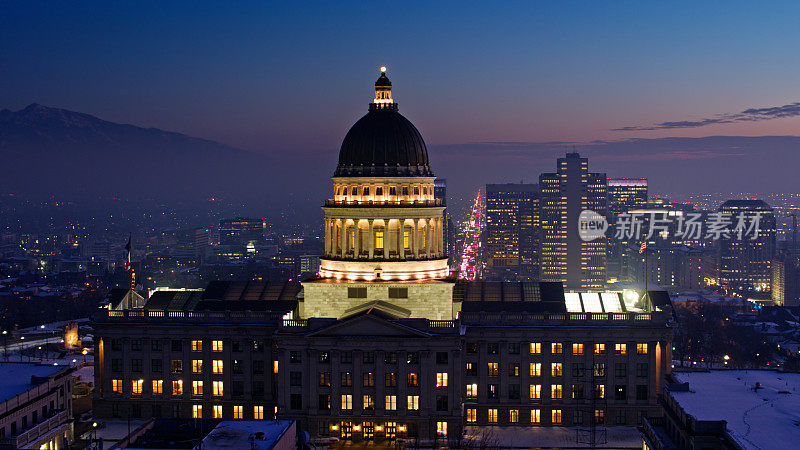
[319,68,448,281]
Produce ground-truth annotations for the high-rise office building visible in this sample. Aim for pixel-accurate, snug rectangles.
[484,183,539,280]
[718,200,776,295]
[218,218,265,247]
[539,153,607,289]
[606,179,648,279]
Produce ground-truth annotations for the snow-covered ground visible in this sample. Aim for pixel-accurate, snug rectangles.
[673,370,800,450]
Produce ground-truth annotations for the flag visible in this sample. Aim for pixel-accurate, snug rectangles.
[638,242,647,254]
[124,233,132,271]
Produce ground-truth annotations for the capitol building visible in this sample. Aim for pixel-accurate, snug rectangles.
[93,69,675,444]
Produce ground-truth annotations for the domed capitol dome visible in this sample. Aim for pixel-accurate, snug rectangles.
[334,68,434,177]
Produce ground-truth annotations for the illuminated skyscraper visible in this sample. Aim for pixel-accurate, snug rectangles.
[718,200,776,295]
[539,153,607,289]
[606,178,648,279]
[484,183,539,280]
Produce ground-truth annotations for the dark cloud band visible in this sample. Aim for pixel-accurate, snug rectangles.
[613,102,800,131]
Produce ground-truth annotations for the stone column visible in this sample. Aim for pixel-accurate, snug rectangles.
[354,219,361,258]
[341,219,347,258]
[412,218,420,258]
[368,219,375,259]
[399,218,406,259]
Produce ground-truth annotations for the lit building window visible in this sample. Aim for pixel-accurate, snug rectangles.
[151,379,163,394]
[385,395,397,411]
[407,373,418,387]
[192,404,202,419]
[233,405,243,419]
[594,343,606,354]
[530,363,541,377]
[551,363,563,377]
[595,384,605,399]
[375,231,384,250]
[341,395,353,410]
[212,360,223,374]
[487,362,499,377]
[407,395,419,410]
[466,384,478,399]
[488,408,498,423]
[436,421,447,437]
[273,361,279,374]
[192,380,203,396]
[363,395,374,410]
[172,380,183,396]
[112,379,122,393]
[615,344,627,355]
[212,340,223,352]
[466,408,477,423]
[551,409,562,424]
[551,384,563,399]
[253,405,264,419]
[213,381,224,396]
[551,343,562,354]
[637,343,648,355]
[572,343,584,355]
[404,231,410,249]
[509,409,519,423]
[436,373,448,387]
[529,384,541,400]
[531,409,541,425]
[595,409,605,424]
[131,379,144,394]
[530,343,541,354]
[192,360,203,374]
[213,405,223,419]
[191,340,202,352]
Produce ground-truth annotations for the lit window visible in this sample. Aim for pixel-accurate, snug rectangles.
[341,395,353,410]
[637,343,648,355]
[191,340,202,352]
[595,409,605,425]
[131,379,142,395]
[531,409,541,424]
[385,395,397,411]
[466,408,477,423]
[529,384,541,400]
[551,363,563,377]
[436,421,447,437]
[487,362,499,377]
[436,372,448,387]
[213,381,224,396]
[407,395,419,410]
[152,379,163,394]
[530,363,541,377]
[509,409,519,423]
[212,340,223,352]
[253,405,264,419]
[112,379,122,393]
[273,361,279,374]
[488,408,498,423]
[571,343,583,355]
[551,409,562,424]
[551,343,562,354]
[375,231,384,250]
[466,384,478,399]
[233,405,243,419]
[213,405,223,419]
[212,360,223,374]
[192,404,202,418]
[172,380,183,396]
[192,380,203,396]
[192,360,203,374]
[363,394,374,410]
[551,384,563,399]
[615,343,627,355]
[595,343,606,354]
[404,231,410,249]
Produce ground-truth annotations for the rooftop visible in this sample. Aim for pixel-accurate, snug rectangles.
[0,362,66,403]
[671,370,800,449]
[201,420,295,449]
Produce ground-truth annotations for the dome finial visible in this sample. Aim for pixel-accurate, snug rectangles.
[373,67,395,110]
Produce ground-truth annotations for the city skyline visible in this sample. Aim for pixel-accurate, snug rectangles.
[3,2,800,202]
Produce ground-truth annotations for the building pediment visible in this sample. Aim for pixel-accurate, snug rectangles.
[307,312,431,338]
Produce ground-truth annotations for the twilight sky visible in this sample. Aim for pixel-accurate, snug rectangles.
[2,1,800,201]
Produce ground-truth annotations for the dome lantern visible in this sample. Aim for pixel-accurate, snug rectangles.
[372,66,396,111]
